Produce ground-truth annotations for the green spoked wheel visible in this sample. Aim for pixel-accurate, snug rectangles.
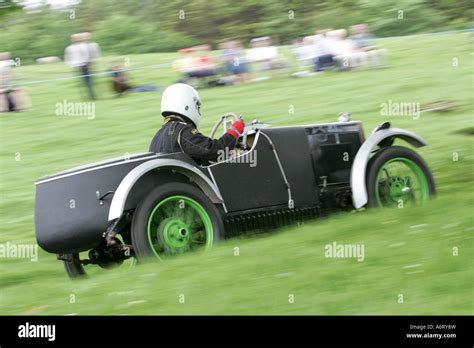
[147,195,213,258]
[367,146,436,208]
[374,158,429,207]
[132,183,224,261]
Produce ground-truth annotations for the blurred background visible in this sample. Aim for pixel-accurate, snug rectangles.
[0,0,472,315]
[1,0,473,60]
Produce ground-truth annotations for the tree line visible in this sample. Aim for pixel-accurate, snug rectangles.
[0,0,471,63]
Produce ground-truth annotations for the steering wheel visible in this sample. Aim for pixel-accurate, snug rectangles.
[210,112,240,139]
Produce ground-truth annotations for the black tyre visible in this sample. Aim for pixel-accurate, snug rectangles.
[366,146,436,208]
[131,182,224,260]
[63,253,87,279]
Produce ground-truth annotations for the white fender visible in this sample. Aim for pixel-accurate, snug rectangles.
[351,128,427,209]
[108,159,223,221]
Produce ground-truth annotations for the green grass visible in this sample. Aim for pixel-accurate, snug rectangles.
[0,33,473,315]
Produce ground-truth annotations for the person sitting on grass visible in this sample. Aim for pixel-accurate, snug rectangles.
[109,60,159,96]
[349,24,387,68]
[220,40,249,83]
[313,29,336,72]
[110,61,132,95]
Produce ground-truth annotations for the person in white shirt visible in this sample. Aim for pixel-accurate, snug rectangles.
[313,29,336,72]
[317,29,359,70]
[64,32,101,99]
[0,52,30,112]
[0,53,15,86]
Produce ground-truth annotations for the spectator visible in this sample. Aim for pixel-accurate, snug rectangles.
[313,29,336,72]
[64,32,101,100]
[173,45,220,87]
[247,36,288,71]
[0,52,30,112]
[221,40,249,83]
[109,60,158,96]
[291,36,322,77]
[292,36,317,66]
[350,24,375,51]
[349,24,387,68]
[110,61,132,95]
[327,29,358,69]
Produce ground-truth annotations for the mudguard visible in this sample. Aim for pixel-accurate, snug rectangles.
[108,159,224,221]
[350,127,427,209]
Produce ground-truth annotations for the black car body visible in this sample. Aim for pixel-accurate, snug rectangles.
[34,119,435,277]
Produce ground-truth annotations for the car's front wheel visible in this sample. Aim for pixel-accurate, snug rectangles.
[131,182,223,260]
[366,146,436,208]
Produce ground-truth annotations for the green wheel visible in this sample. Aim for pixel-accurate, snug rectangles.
[131,182,223,260]
[366,146,436,208]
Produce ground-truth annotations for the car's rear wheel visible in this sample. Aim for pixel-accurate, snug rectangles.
[63,253,87,279]
[366,146,436,208]
[131,182,223,260]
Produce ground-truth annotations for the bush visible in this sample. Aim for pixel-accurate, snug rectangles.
[92,15,197,54]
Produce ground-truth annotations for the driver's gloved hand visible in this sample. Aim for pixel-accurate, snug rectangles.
[226,119,245,138]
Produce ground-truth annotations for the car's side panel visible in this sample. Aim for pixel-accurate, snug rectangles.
[261,127,319,208]
[350,128,428,208]
[35,152,216,254]
[305,123,363,185]
[208,132,289,212]
[35,158,151,254]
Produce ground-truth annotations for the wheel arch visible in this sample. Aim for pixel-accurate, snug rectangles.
[350,128,428,209]
[108,159,224,221]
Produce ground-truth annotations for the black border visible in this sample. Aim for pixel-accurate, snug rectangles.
[0,315,472,346]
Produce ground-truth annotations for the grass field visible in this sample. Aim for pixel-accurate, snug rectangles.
[0,33,472,315]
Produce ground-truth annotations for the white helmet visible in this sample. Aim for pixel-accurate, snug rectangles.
[160,83,202,127]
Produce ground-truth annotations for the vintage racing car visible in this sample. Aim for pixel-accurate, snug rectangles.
[34,114,436,278]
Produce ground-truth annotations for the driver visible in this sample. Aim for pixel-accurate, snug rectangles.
[149,83,245,165]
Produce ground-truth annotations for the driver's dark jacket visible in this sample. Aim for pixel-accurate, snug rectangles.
[149,116,236,165]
